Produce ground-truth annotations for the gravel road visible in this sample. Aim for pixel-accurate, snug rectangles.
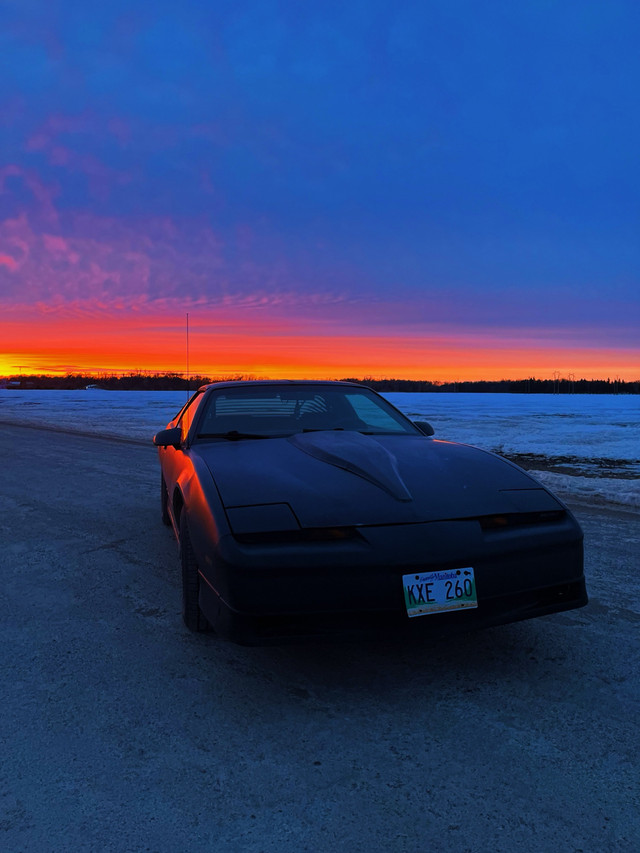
[1,425,638,852]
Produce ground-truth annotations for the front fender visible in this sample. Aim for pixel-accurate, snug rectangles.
[177,453,230,582]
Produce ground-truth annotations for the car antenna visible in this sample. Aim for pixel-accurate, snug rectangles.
[186,311,190,403]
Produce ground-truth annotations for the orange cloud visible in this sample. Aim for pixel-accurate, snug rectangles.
[1,301,638,381]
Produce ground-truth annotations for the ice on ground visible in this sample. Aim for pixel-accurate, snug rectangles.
[0,389,185,441]
[530,470,640,511]
[1,389,638,509]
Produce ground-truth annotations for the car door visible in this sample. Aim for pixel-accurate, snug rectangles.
[160,390,207,510]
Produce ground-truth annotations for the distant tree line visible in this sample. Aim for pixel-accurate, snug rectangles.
[342,377,639,394]
[0,372,250,391]
[1,372,638,393]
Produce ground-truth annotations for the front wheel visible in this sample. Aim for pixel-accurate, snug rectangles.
[179,512,211,632]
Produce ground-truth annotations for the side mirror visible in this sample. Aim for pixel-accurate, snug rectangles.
[153,427,182,447]
[413,420,435,436]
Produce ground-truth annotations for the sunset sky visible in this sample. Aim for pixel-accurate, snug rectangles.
[1,1,639,380]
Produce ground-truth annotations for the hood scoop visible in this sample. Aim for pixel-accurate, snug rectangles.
[288,431,413,502]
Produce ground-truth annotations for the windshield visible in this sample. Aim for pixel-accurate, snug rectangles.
[195,385,420,439]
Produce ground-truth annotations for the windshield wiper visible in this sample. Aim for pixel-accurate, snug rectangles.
[301,427,345,433]
[198,431,271,441]
[357,430,406,435]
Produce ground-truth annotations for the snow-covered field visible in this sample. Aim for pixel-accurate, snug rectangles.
[386,392,639,510]
[1,389,638,509]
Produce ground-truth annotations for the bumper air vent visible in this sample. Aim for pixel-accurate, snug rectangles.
[234,527,361,545]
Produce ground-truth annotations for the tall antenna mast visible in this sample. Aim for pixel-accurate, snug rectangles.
[186,312,190,401]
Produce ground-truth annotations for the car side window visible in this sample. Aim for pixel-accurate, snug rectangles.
[177,391,206,441]
[345,393,411,432]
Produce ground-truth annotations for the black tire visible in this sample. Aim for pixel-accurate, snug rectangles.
[179,512,211,632]
[161,475,171,526]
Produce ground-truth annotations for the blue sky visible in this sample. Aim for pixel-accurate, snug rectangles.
[1,0,639,377]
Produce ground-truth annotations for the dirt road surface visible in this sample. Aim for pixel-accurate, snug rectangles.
[1,425,638,852]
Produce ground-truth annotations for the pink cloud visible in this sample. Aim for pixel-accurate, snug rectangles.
[0,164,59,223]
[26,133,48,151]
[107,117,131,145]
[50,146,71,166]
[23,115,134,202]
[0,253,18,271]
[0,209,231,306]
[42,234,69,253]
[2,213,31,261]
[0,164,22,182]
[26,114,95,152]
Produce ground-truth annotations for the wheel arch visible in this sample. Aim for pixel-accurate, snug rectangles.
[172,486,185,528]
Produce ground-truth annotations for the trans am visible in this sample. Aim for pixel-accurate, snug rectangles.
[154,380,586,643]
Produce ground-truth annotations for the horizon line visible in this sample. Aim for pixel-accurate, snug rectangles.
[2,371,637,385]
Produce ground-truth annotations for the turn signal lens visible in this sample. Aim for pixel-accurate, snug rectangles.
[480,510,566,530]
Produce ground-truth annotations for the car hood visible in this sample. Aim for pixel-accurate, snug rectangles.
[197,431,561,529]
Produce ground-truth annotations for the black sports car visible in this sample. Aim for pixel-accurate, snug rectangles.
[154,380,586,644]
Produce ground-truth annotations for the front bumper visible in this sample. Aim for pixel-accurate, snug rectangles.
[195,514,587,644]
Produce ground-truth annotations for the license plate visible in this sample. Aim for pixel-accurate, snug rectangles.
[402,567,478,617]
